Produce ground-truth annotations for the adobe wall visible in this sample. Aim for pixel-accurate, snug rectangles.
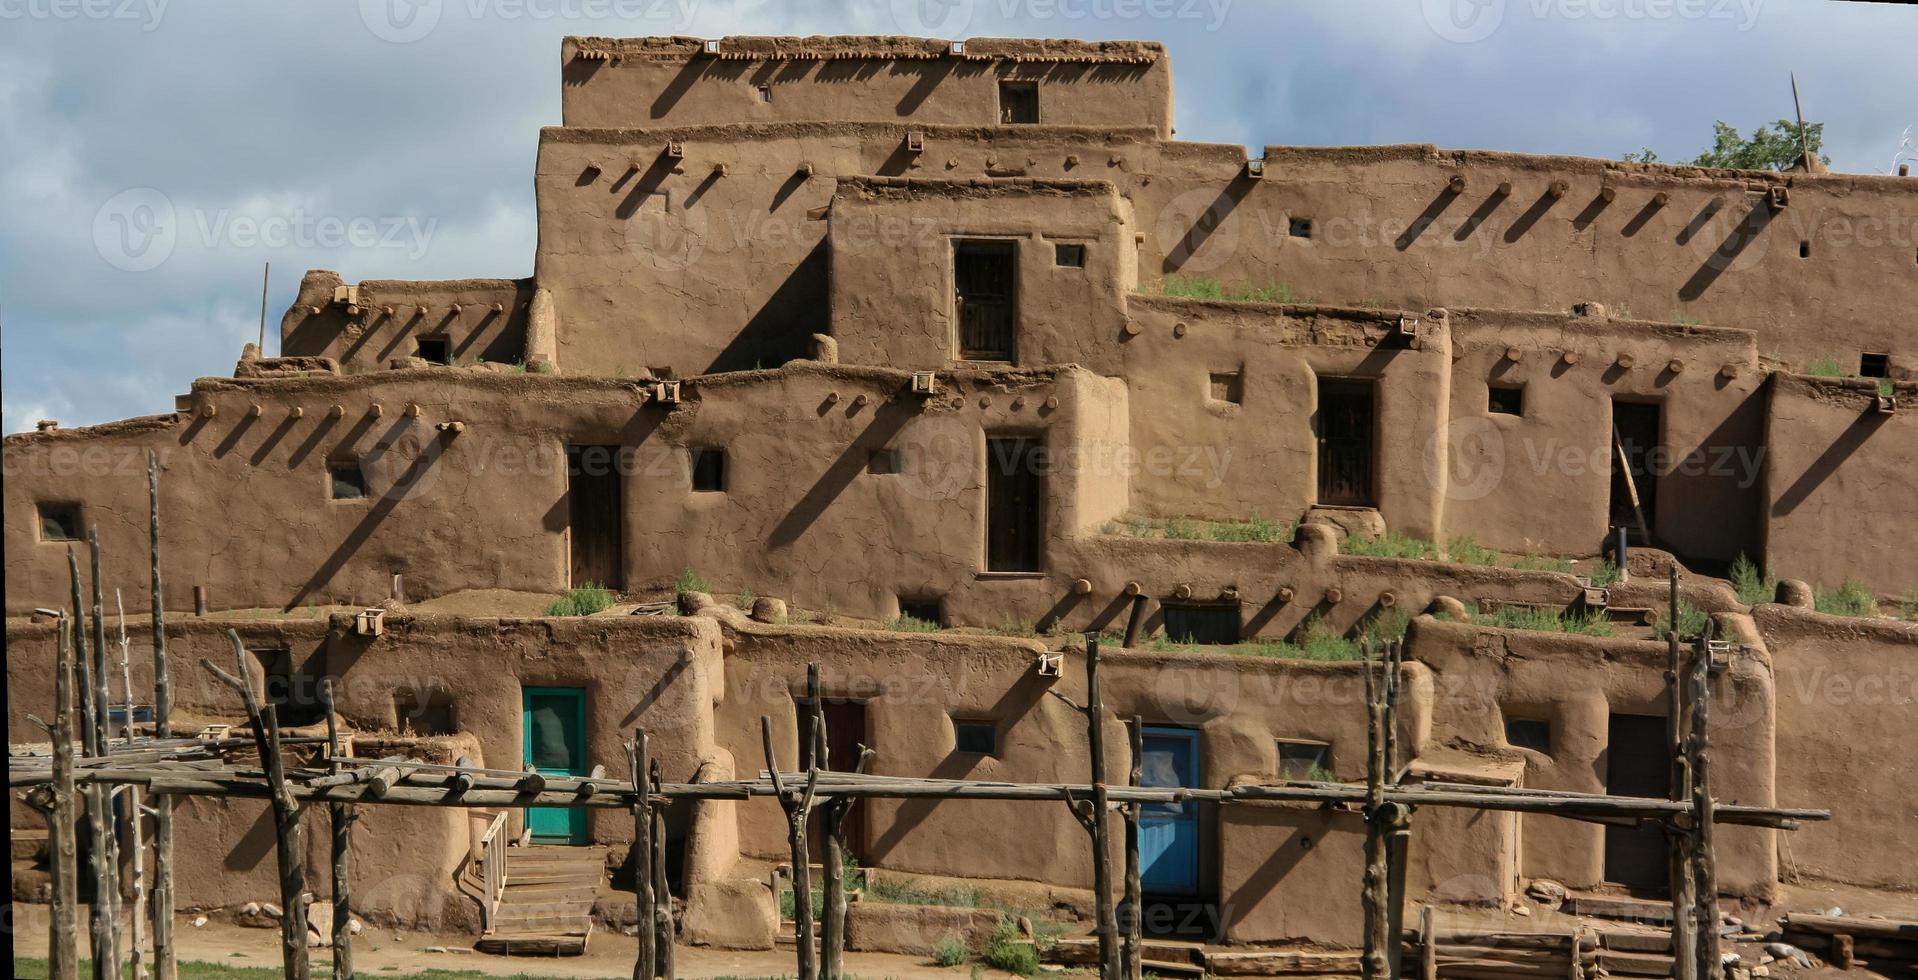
[1754,605,1918,891]
[559,36,1172,137]
[1406,616,1779,899]
[827,176,1136,370]
[280,272,535,373]
[1762,375,1918,597]
[1445,310,1766,561]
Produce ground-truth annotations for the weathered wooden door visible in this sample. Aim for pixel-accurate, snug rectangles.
[1316,380,1376,506]
[797,698,870,861]
[955,241,1016,361]
[524,687,589,844]
[1604,713,1670,892]
[985,436,1043,572]
[566,445,623,590]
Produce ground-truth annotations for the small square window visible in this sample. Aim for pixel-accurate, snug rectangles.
[1161,602,1242,644]
[1861,353,1890,378]
[953,719,997,756]
[998,81,1038,124]
[1054,243,1086,268]
[329,461,368,500]
[38,502,82,541]
[755,83,772,103]
[416,336,450,365]
[1505,716,1552,754]
[691,447,726,492]
[899,597,943,626]
[1209,371,1244,405]
[1278,740,1333,781]
[395,690,457,736]
[1288,217,1313,239]
[868,448,902,475]
[1488,385,1524,416]
[1798,241,1811,259]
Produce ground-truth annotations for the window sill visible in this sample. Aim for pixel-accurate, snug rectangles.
[975,571,1047,581]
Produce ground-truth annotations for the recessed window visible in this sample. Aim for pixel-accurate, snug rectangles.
[1209,370,1244,405]
[1278,740,1333,781]
[998,81,1038,124]
[755,83,772,103]
[1861,353,1890,378]
[691,447,726,492]
[329,461,368,500]
[1162,602,1242,645]
[416,336,450,365]
[899,596,943,625]
[1488,385,1524,416]
[953,719,998,756]
[395,690,457,736]
[1053,243,1086,268]
[1505,716,1552,754]
[868,448,902,475]
[1798,241,1811,259]
[38,502,82,541]
[1288,217,1314,239]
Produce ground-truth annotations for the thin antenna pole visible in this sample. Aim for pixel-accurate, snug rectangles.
[1790,73,1811,164]
[257,262,270,355]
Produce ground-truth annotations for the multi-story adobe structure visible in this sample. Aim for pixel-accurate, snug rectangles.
[7,35,1916,960]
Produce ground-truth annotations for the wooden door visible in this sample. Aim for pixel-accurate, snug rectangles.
[567,445,623,590]
[1610,401,1662,541]
[1139,726,1202,896]
[1316,380,1376,506]
[955,241,1016,361]
[1604,713,1670,892]
[985,436,1043,572]
[798,699,870,861]
[524,687,589,844]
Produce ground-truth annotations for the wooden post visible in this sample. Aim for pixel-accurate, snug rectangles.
[322,679,353,980]
[1419,904,1437,980]
[87,531,122,980]
[822,741,873,980]
[629,729,655,980]
[1121,716,1144,980]
[1362,641,1391,980]
[203,631,310,980]
[763,709,821,980]
[649,757,674,980]
[115,592,149,980]
[148,449,177,980]
[1666,566,1696,980]
[1084,633,1118,980]
[1121,594,1148,649]
[69,550,95,757]
[1383,642,1410,980]
[49,614,81,980]
[70,548,116,980]
[1690,623,1719,980]
[807,664,849,980]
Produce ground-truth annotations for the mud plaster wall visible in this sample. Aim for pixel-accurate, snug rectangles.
[1445,311,1766,562]
[280,272,534,373]
[1762,375,1918,596]
[827,177,1135,370]
[1755,606,1918,890]
[558,40,1173,136]
[1407,617,1778,898]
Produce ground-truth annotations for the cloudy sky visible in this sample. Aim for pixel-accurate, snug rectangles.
[2,0,1911,433]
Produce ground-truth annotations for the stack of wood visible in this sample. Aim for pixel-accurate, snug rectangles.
[1418,921,1598,980]
[1779,913,1918,973]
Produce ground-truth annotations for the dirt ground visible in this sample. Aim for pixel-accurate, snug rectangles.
[9,906,1031,979]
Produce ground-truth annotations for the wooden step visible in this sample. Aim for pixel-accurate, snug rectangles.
[1596,949,1676,976]
[12,831,47,862]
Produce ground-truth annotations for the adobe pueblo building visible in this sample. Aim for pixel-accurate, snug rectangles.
[7,35,1918,974]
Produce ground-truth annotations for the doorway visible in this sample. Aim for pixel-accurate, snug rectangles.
[1316,380,1377,506]
[1603,713,1670,892]
[524,687,589,844]
[797,698,870,861]
[1139,726,1202,896]
[566,445,624,590]
[985,436,1044,572]
[955,241,1016,361]
[1610,401,1662,542]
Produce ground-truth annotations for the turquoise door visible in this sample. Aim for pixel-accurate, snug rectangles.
[1139,726,1201,895]
[523,687,588,844]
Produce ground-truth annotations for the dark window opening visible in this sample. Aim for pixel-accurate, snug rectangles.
[396,690,457,735]
[1209,371,1244,404]
[329,461,368,500]
[998,81,1038,124]
[254,649,318,726]
[868,448,902,475]
[953,719,998,756]
[1054,243,1086,268]
[985,436,1044,572]
[567,445,625,589]
[1278,740,1333,781]
[1316,379,1377,507]
[955,240,1016,361]
[755,83,772,103]
[38,502,81,541]
[1505,716,1552,754]
[1610,400,1662,542]
[1288,217,1314,239]
[1798,240,1811,259]
[1861,353,1890,378]
[1161,602,1242,645]
[898,596,943,626]
[1488,385,1524,416]
[416,336,450,365]
[691,447,727,492]
[1604,713,1672,892]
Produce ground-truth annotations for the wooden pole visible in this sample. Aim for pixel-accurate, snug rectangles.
[1362,641,1391,980]
[148,449,177,980]
[629,730,655,980]
[117,592,148,980]
[322,679,353,980]
[1085,634,1117,980]
[649,757,674,980]
[70,547,115,980]
[1666,566,1696,980]
[203,631,310,980]
[69,550,95,757]
[1121,716,1144,980]
[1383,642,1410,980]
[1690,623,1719,980]
[763,710,820,980]
[49,614,81,980]
[87,530,122,980]
[822,740,872,980]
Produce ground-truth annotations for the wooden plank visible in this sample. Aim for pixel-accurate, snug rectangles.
[1783,914,1918,941]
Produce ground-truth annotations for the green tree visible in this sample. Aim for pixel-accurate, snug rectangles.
[1625,119,1829,171]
